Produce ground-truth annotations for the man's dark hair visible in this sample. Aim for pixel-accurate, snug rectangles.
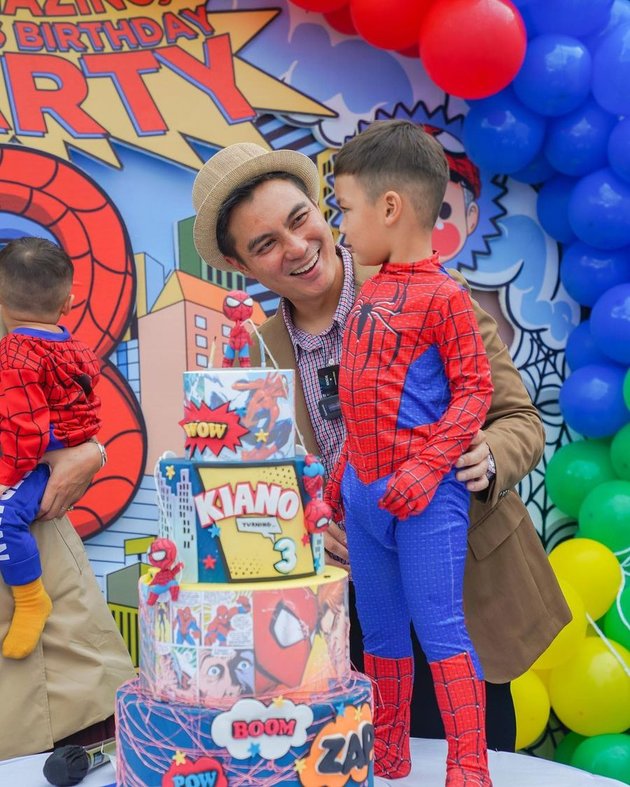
[216,171,311,263]
[0,237,74,316]
[334,119,449,229]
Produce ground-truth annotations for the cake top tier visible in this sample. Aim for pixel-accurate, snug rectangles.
[182,369,296,464]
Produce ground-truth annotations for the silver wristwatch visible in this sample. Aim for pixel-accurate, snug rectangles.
[486,450,496,481]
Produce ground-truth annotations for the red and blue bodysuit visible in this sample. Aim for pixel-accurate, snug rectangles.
[0,327,100,587]
[325,255,494,782]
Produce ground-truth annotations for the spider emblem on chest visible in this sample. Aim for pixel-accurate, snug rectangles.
[348,282,406,370]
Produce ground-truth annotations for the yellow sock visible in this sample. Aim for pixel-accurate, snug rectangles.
[3,578,52,659]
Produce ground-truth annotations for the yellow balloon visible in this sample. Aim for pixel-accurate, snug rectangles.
[533,668,551,689]
[532,579,587,670]
[549,538,622,619]
[549,637,630,736]
[511,670,551,749]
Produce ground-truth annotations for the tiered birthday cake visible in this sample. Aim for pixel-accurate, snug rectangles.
[116,368,374,787]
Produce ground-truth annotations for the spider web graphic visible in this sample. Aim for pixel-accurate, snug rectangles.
[512,327,575,550]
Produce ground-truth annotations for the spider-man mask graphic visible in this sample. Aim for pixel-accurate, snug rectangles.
[254,589,318,693]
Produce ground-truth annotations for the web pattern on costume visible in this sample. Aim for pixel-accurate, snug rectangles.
[0,333,101,483]
[328,258,493,513]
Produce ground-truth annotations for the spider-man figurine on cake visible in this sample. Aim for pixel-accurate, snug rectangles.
[325,122,495,785]
[147,538,183,606]
[222,290,254,368]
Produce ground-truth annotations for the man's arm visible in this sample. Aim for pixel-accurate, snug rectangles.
[38,441,103,520]
[450,270,545,505]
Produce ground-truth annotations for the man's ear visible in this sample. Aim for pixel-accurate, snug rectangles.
[224,256,247,274]
[60,293,74,316]
[382,190,403,226]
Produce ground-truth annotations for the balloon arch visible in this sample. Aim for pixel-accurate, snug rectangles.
[288,0,630,779]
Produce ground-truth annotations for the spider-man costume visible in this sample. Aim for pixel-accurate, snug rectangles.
[0,327,100,587]
[325,255,494,784]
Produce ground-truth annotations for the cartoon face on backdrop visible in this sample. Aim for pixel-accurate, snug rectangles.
[423,125,481,264]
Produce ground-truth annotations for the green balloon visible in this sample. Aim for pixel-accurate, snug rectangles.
[603,585,630,651]
[554,731,587,765]
[611,424,630,481]
[624,369,630,411]
[571,733,630,783]
[546,440,616,519]
[579,480,630,553]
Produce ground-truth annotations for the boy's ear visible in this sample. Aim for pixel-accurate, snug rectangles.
[382,190,403,225]
[60,293,74,316]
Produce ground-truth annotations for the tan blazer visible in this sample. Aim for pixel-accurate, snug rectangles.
[0,515,136,759]
[251,264,571,683]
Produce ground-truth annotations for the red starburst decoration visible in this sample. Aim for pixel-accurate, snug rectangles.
[203,554,217,570]
[179,400,249,458]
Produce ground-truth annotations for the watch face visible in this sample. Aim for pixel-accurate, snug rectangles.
[486,452,496,480]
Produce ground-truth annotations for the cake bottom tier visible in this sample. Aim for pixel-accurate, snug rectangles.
[116,674,374,787]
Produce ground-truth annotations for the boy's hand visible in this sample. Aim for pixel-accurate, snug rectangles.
[379,460,433,521]
[38,441,102,520]
[455,429,491,492]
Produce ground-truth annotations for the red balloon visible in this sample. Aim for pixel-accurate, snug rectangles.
[420,0,527,99]
[350,0,435,51]
[324,4,356,35]
[291,0,348,12]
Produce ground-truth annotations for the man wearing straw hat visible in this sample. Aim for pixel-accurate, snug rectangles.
[191,142,570,751]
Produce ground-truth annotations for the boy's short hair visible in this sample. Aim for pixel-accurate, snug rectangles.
[334,119,449,228]
[0,237,73,317]
[216,171,311,263]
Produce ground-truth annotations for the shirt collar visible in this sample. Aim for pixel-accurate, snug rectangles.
[282,245,355,351]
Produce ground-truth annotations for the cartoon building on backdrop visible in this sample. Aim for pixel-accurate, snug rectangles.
[138,266,266,470]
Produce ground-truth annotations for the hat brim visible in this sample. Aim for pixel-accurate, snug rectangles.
[193,149,320,273]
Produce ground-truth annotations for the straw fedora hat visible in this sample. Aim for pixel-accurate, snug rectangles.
[192,143,320,272]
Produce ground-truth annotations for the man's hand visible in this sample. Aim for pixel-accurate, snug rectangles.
[455,429,491,493]
[38,441,102,520]
[324,520,349,564]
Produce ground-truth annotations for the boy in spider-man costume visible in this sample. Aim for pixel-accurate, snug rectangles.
[0,238,101,660]
[325,120,494,784]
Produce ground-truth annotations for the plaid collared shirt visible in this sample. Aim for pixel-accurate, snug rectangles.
[281,245,355,480]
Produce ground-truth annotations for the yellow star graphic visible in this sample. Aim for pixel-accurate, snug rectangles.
[172,750,187,765]
[165,465,176,480]
[272,695,285,707]
[294,758,306,774]
[255,428,269,443]
[354,706,363,722]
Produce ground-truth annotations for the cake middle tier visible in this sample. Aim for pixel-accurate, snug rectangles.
[139,567,351,706]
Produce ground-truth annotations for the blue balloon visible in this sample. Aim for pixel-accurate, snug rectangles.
[537,175,577,243]
[545,100,616,177]
[608,118,630,184]
[591,282,630,364]
[513,35,592,117]
[559,363,630,438]
[561,241,630,305]
[568,168,630,250]
[511,151,555,184]
[592,24,630,115]
[463,89,546,175]
[588,0,630,37]
[529,0,614,37]
[583,0,630,50]
[565,320,611,370]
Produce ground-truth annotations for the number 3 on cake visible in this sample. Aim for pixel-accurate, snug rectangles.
[273,537,297,574]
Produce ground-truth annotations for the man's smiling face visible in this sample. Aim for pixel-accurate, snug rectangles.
[224,178,339,306]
